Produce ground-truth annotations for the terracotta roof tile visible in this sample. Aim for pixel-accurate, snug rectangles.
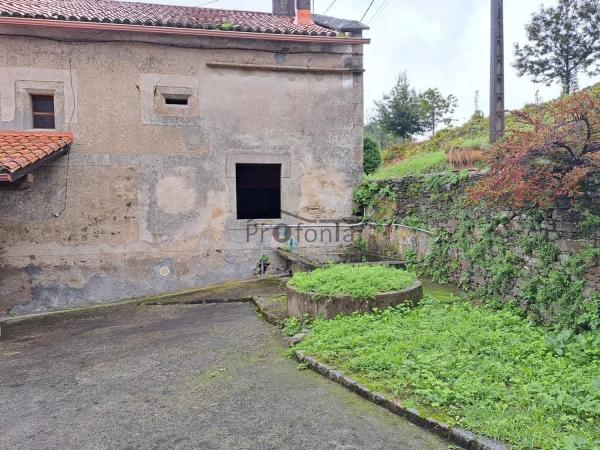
[0,0,338,36]
[0,131,73,177]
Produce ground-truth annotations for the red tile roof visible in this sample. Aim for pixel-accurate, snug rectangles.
[0,131,72,182]
[0,0,338,36]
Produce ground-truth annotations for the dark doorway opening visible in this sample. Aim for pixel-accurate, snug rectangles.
[236,164,281,220]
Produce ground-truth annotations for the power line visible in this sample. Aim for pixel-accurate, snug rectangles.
[323,0,337,14]
[368,0,391,25]
[360,0,376,22]
[367,0,389,25]
[198,0,219,6]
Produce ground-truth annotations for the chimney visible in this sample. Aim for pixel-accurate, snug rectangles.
[294,0,314,26]
[273,0,295,16]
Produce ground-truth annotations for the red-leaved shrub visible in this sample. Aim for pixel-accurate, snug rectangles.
[470,91,600,208]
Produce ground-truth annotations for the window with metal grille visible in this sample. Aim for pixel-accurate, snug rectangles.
[31,95,55,129]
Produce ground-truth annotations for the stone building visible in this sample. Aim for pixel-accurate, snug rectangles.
[0,0,369,314]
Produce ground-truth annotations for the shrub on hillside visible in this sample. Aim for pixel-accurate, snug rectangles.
[363,136,382,175]
[446,147,484,170]
[381,116,490,168]
[382,142,415,164]
[470,90,600,208]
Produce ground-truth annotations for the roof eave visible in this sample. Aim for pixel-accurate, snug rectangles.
[0,144,70,184]
[0,17,370,44]
[312,14,370,33]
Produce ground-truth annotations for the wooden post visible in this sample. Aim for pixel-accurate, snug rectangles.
[490,0,505,144]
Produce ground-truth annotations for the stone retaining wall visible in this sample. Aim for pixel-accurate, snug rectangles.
[363,171,600,302]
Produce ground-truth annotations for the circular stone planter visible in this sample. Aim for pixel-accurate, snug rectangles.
[286,280,423,320]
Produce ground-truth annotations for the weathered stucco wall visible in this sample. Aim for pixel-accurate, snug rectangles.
[0,31,365,314]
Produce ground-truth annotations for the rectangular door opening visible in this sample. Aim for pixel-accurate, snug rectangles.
[236,164,281,220]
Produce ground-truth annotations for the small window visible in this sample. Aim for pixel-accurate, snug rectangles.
[31,95,55,129]
[163,94,189,106]
[236,164,281,220]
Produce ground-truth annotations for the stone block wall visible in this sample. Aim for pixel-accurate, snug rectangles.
[364,171,600,298]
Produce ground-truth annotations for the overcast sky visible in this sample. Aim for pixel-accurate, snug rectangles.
[132,0,598,124]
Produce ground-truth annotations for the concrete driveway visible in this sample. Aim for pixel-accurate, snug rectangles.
[0,303,449,450]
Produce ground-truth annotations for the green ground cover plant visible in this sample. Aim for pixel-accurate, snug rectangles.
[282,317,303,337]
[367,150,448,180]
[294,292,600,450]
[288,265,416,301]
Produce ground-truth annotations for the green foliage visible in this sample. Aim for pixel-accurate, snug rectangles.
[580,210,600,234]
[288,264,417,301]
[380,113,489,163]
[411,194,598,331]
[375,72,426,139]
[282,317,303,337]
[353,181,398,215]
[363,136,382,175]
[294,294,600,449]
[381,142,412,163]
[373,72,458,141]
[219,21,235,30]
[374,99,560,183]
[365,119,404,151]
[472,90,484,119]
[400,214,427,229]
[419,87,458,135]
[353,236,368,252]
[368,150,448,180]
[403,249,418,272]
[523,249,600,331]
[514,0,600,95]
[424,170,470,193]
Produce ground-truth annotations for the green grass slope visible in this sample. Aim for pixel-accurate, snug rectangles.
[369,83,600,180]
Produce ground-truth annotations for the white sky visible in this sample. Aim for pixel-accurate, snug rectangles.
[131,0,598,124]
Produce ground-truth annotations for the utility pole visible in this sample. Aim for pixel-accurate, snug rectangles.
[490,0,505,144]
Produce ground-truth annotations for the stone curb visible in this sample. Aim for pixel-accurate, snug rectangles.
[293,349,507,450]
[254,305,282,326]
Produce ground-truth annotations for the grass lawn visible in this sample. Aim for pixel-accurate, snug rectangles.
[293,288,600,449]
[368,150,449,180]
[288,265,416,301]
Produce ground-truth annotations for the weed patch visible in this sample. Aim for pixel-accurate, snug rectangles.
[295,294,600,449]
[368,151,448,180]
[288,265,416,301]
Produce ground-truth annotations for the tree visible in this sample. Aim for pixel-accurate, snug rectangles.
[470,90,600,208]
[419,88,458,135]
[364,117,402,150]
[472,90,484,119]
[514,0,600,96]
[363,136,382,175]
[375,73,425,139]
